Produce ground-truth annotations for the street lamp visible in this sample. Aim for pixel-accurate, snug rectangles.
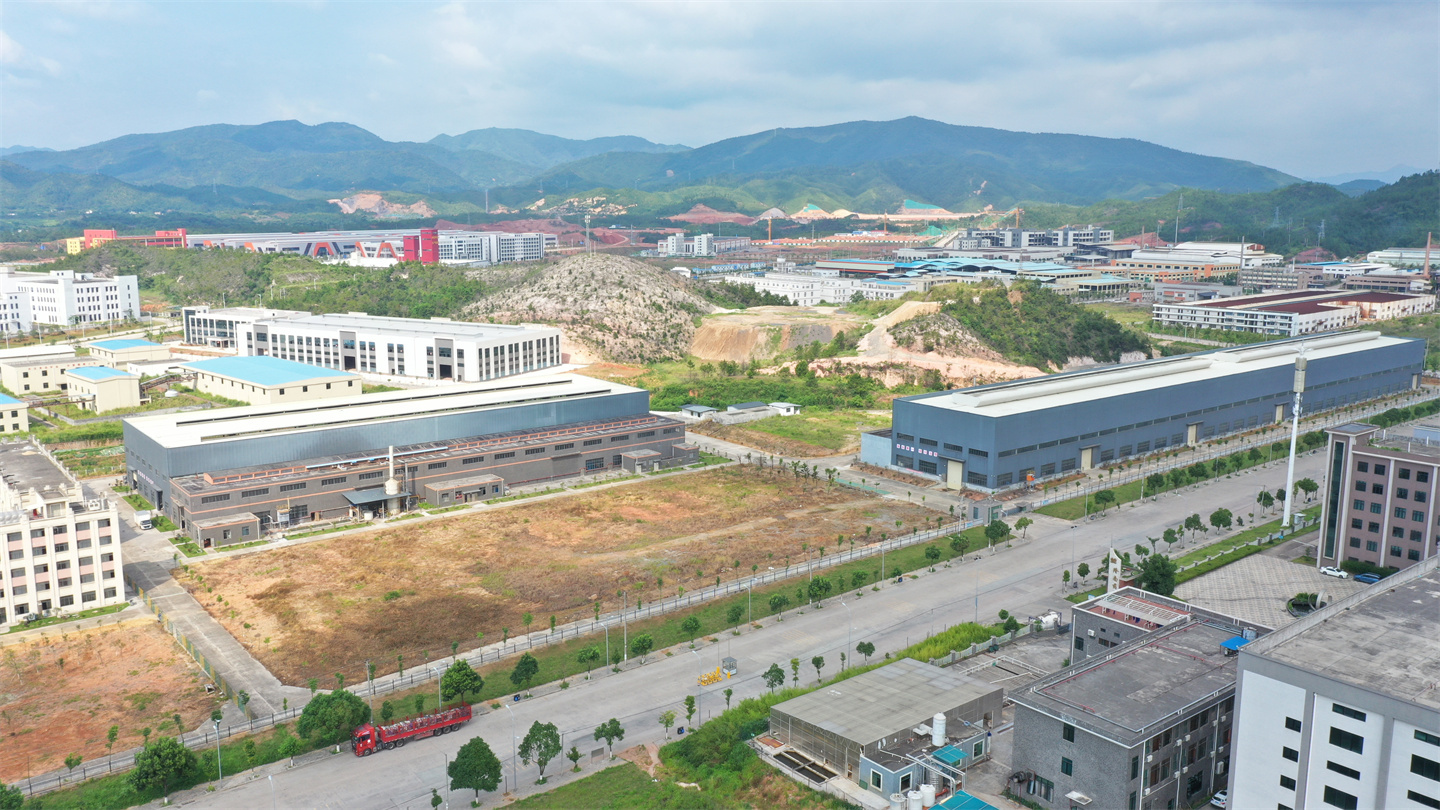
[502,703,517,795]
[690,649,702,726]
[746,578,754,624]
[268,774,276,810]
[429,665,444,710]
[839,600,852,670]
[602,622,610,671]
[212,714,223,788]
[443,753,450,809]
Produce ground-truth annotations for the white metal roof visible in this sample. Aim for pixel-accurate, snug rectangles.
[912,331,1409,418]
[124,374,640,449]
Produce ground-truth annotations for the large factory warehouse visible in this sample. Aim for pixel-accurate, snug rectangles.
[885,331,1425,492]
[123,375,697,546]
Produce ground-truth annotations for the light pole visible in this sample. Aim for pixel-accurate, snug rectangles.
[602,622,610,671]
[443,753,450,809]
[621,590,628,661]
[839,600,852,670]
[502,703,517,795]
[268,774,276,810]
[746,578,753,624]
[690,649,702,726]
[212,715,223,788]
[429,665,445,710]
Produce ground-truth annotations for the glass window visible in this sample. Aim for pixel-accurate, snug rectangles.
[1060,757,1073,776]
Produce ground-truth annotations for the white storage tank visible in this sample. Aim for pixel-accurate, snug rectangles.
[907,789,923,810]
[890,793,905,810]
[921,784,937,807]
[932,713,946,747]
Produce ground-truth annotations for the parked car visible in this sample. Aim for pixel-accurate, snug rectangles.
[1210,789,1228,808]
[1320,566,1349,579]
[1353,572,1381,584]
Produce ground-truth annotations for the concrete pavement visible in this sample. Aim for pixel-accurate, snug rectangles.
[177,450,1325,810]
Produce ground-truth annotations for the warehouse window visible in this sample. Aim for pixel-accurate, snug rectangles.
[321,477,347,486]
[895,454,914,468]
[428,462,448,470]
[554,443,574,451]
[585,458,605,471]
[525,448,544,456]
[919,438,937,447]
[996,472,1014,487]
[359,471,384,480]
[918,461,937,475]
[1061,458,1076,472]
[241,488,269,498]
[462,456,486,465]
[611,435,629,442]
[943,443,962,452]
[1041,463,1056,476]
[200,494,230,504]
[896,433,914,442]
[968,448,988,458]
[494,452,515,459]
[966,472,987,486]
[279,483,306,492]
[583,439,602,446]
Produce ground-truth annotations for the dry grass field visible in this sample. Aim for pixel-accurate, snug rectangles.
[0,619,215,782]
[181,466,935,684]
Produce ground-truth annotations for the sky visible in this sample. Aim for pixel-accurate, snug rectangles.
[1,0,1436,180]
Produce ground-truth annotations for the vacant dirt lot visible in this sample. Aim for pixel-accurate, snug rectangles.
[0,619,215,782]
[182,466,936,685]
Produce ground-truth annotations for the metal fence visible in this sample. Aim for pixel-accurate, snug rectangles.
[19,505,980,798]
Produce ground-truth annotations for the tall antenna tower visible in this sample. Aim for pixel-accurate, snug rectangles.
[1317,219,1325,240]
[1272,206,1281,227]
[1174,193,1184,244]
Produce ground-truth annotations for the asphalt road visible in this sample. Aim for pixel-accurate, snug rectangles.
[181,450,1325,809]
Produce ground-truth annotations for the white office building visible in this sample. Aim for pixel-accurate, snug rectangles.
[1229,555,1440,810]
[0,269,141,331]
[950,225,1115,249]
[1366,247,1435,268]
[237,312,562,381]
[0,441,124,627]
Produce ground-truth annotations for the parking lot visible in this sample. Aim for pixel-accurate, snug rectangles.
[1175,551,1366,628]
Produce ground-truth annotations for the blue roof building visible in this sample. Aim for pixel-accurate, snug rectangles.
[182,356,359,405]
[66,365,134,382]
[86,338,170,363]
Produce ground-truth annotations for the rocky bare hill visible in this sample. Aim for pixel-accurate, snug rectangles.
[889,312,1006,360]
[467,254,718,363]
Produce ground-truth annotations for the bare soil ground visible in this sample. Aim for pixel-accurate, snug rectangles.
[685,421,837,457]
[181,467,934,685]
[690,306,870,364]
[0,619,215,781]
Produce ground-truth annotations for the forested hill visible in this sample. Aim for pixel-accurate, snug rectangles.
[937,282,1150,370]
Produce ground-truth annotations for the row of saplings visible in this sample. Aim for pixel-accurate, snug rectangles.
[111,658,624,807]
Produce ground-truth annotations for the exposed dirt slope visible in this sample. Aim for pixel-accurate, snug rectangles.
[690,306,870,363]
[468,254,717,363]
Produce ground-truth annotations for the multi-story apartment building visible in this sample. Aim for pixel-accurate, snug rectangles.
[0,269,141,329]
[0,441,123,626]
[1229,555,1440,810]
[952,225,1115,248]
[1317,421,1439,571]
[1238,266,1325,291]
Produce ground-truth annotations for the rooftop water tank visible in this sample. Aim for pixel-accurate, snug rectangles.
[932,713,946,747]
[907,790,923,810]
[890,793,905,810]
[921,783,937,808]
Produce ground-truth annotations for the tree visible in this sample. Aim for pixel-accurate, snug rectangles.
[577,646,601,678]
[726,604,744,627]
[763,663,786,692]
[128,736,196,801]
[106,724,119,757]
[811,655,826,683]
[681,616,701,642]
[924,545,941,565]
[1296,477,1319,501]
[1257,490,1275,513]
[856,641,875,664]
[1015,516,1033,539]
[629,634,654,663]
[683,695,696,726]
[1209,508,1233,532]
[519,721,562,782]
[510,653,540,690]
[449,736,503,800]
[279,735,303,766]
[1093,490,1116,515]
[413,693,426,716]
[658,710,677,740]
[769,593,790,620]
[380,700,396,724]
[948,534,969,555]
[1145,473,1167,493]
[1184,513,1206,539]
[984,519,1010,550]
[65,752,83,774]
[1077,562,1091,584]
[1274,488,1287,509]
[441,659,484,703]
[1003,615,1022,635]
[0,785,21,810]
[522,612,533,636]
[594,718,625,758]
[296,690,371,745]
[723,688,734,709]
[806,576,832,605]
[1136,554,1178,596]
[567,745,582,772]
[1062,569,1072,588]
[1163,527,1181,552]
[789,657,801,687]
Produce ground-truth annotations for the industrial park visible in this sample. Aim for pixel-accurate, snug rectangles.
[0,3,1436,809]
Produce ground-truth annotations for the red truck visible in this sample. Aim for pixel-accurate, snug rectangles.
[351,704,472,756]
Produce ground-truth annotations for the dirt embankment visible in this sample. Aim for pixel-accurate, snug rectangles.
[327,193,437,218]
[690,306,869,364]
